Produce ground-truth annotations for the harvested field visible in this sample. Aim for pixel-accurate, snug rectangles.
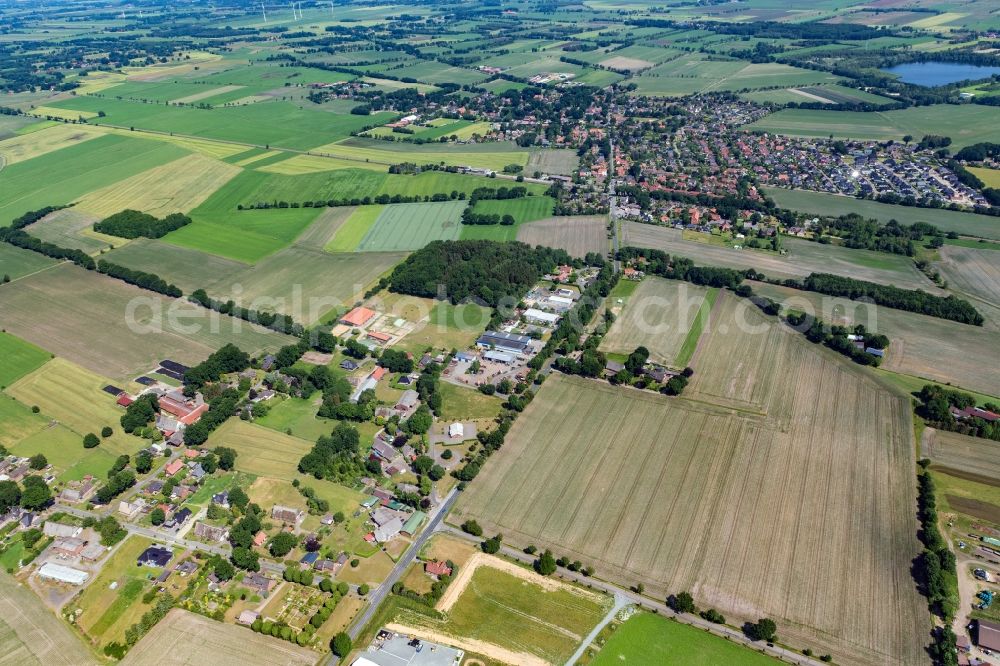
[0,263,292,382]
[170,84,244,104]
[925,428,1000,484]
[600,55,654,71]
[0,243,55,281]
[455,294,927,666]
[598,277,710,366]
[293,206,355,250]
[516,215,607,258]
[622,222,939,290]
[25,208,115,254]
[0,573,96,666]
[121,609,316,666]
[73,153,241,218]
[526,149,579,176]
[750,281,1000,397]
[0,123,102,165]
[936,245,1000,314]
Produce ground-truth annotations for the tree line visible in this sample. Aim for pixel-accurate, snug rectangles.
[238,190,467,211]
[189,288,303,336]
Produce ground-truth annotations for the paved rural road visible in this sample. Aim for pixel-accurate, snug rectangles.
[327,488,460,665]
[57,505,231,557]
[440,527,829,666]
[608,138,621,273]
[565,591,629,666]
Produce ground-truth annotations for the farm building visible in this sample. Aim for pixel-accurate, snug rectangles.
[523,308,560,325]
[366,330,392,345]
[374,517,404,543]
[238,610,259,626]
[51,537,86,557]
[401,511,426,537]
[37,562,89,585]
[340,307,377,328]
[477,331,532,355]
[272,505,305,525]
[482,350,515,365]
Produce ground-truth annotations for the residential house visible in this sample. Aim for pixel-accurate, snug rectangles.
[425,560,452,577]
[211,491,229,507]
[43,522,82,539]
[271,505,304,525]
[137,545,172,567]
[394,390,419,413]
[51,537,86,558]
[193,522,228,543]
[118,500,144,520]
[253,531,267,547]
[164,459,184,476]
[238,610,259,626]
[244,572,276,598]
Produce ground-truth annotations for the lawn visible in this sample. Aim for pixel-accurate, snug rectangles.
[393,301,491,355]
[357,200,466,251]
[0,331,51,387]
[591,612,779,665]
[11,424,118,483]
[0,132,188,223]
[437,382,504,422]
[255,396,336,442]
[206,419,312,481]
[460,196,555,241]
[0,392,48,449]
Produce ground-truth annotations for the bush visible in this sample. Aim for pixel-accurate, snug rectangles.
[331,632,352,657]
[461,519,483,537]
[101,426,113,438]
[83,433,100,448]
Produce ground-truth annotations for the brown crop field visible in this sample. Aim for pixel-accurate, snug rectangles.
[26,208,116,254]
[0,263,293,382]
[598,277,709,365]
[455,293,927,666]
[73,153,241,218]
[0,572,96,666]
[936,245,1000,318]
[121,609,316,666]
[924,428,1000,484]
[621,222,937,290]
[516,215,607,258]
[750,281,1000,397]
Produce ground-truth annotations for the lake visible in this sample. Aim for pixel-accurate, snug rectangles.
[882,61,1000,87]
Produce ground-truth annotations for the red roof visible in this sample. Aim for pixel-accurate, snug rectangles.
[340,306,376,327]
[165,460,184,476]
[371,367,388,381]
[367,331,392,343]
[425,560,452,577]
[117,395,134,407]
[253,531,267,547]
[183,449,199,458]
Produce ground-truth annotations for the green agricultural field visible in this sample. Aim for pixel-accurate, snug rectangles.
[47,96,395,151]
[0,243,56,281]
[166,206,322,263]
[0,392,47,449]
[765,187,1000,240]
[326,205,384,252]
[0,132,187,223]
[254,397,336,442]
[0,332,51,387]
[747,104,1000,150]
[591,612,779,665]
[460,196,555,241]
[631,53,838,96]
[357,200,466,251]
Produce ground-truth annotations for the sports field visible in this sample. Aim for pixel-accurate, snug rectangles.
[121,609,316,666]
[765,187,1000,240]
[0,572,96,666]
[455,294,927,666]
[622,222,935,289]
[73,153,241,218]
[591,612,779,666]
[357,200,465,251]
[598,277,711,366]
[747,104,1000,150]
[0,264,293,382]
[750,281,1000,397]
[516,215,607,258]
[206,419,312,481]
[390,555,610,665]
